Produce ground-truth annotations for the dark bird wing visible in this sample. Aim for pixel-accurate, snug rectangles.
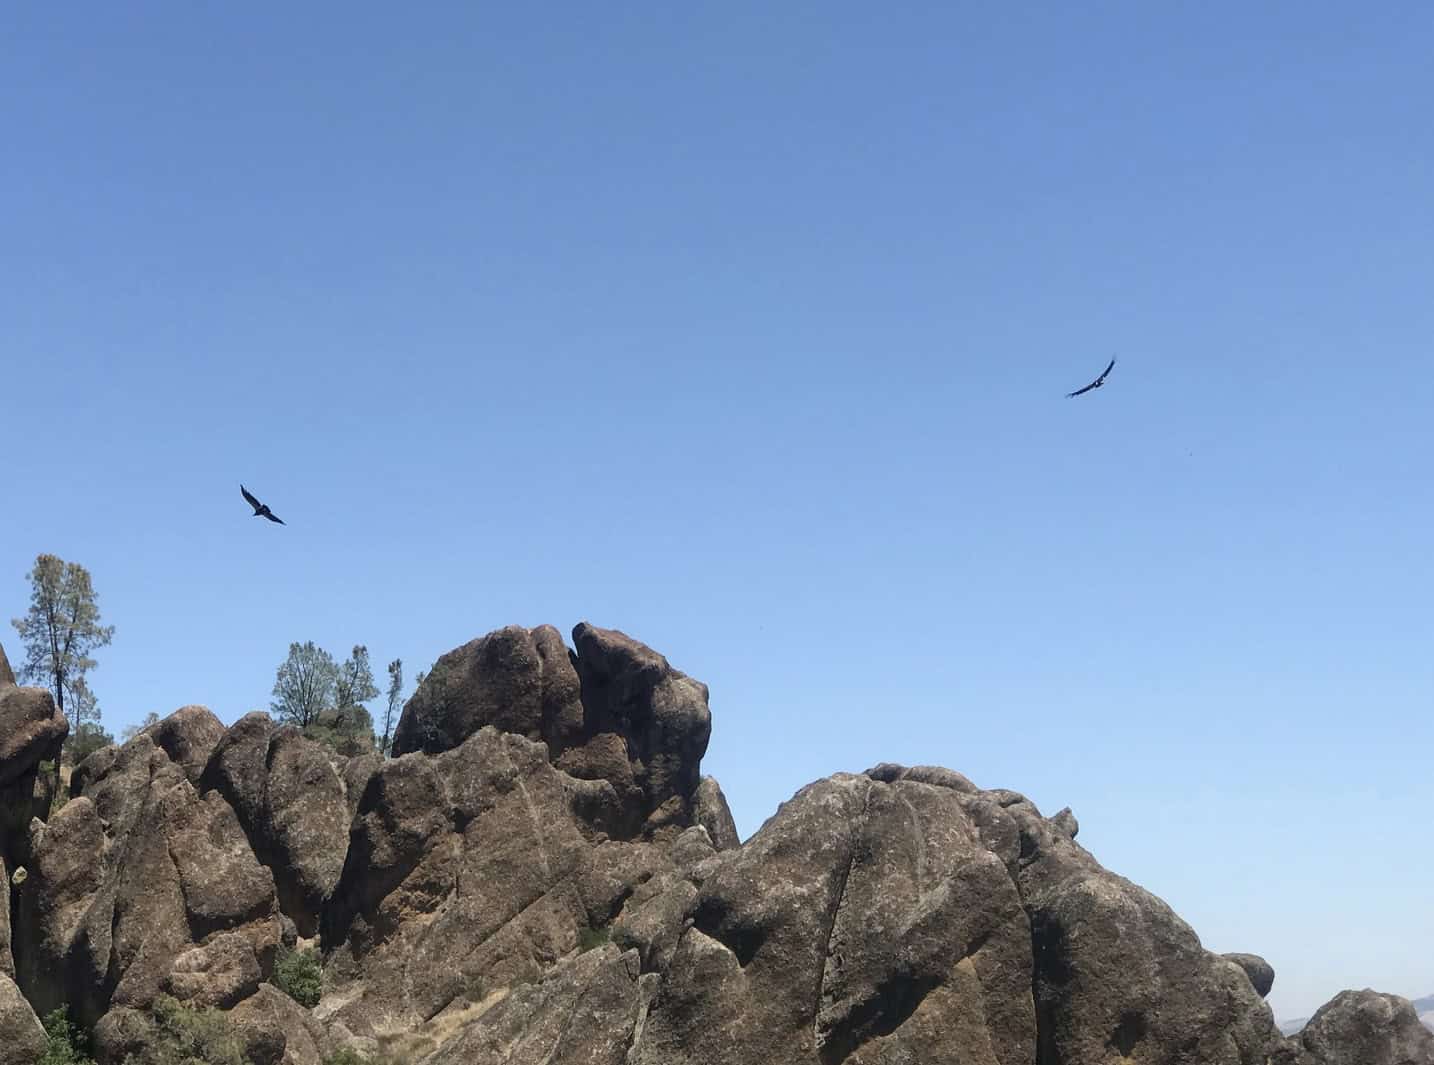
[1066,358,1117,397]
[241,484,262,510]
[264,511,285,525]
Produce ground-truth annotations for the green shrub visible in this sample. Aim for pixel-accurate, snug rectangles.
[40,1008,94,1065]
[70,723,116,763]
[122,995,250,1065]
[271,946,323,1008]
[321,1048,409,1065]
[577,925,611,953]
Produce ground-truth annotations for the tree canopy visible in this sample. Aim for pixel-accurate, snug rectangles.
[10,554,115,748]
[270,641,385,753]
[270,641,338,728]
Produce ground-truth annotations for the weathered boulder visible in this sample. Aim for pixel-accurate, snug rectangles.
[0,971,46,1065]
[1223,951,1276,998]
[562,622,712,838]
[393,623,717,841]
[1298,990,1434,1065]
[228,983,328,1065]
[147,705,228,785]
[630,772,1034,1065]
[202,713,355,937]
[162,932,262,1009]
[0,668,67,784]
[392,624,583,758]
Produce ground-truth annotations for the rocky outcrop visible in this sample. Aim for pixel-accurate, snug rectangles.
[423,945,649,1065]
[19,761,281,1027]
[394,623,714,841]
[627,771,1035,1065]
[3,623,1426,1065]
[955,776,1287,1065]
[146,705,228,785]
[693,774,741,850]
[1296,990,1434,1064]
[228,984,329,1065]
[0,971,46,1065]
[319,725,649,1031]
[0,649,67,867]
[392,624,582,758]
[201,713,358,937]
[1223,951,1276,998]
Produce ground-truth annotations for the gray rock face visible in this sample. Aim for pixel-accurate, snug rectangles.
[1298,990,1434,1065]
[18,750,281,1027]
[423,946,647,1065]
[0,971,46,1065]
[1223,951,1276,998]
[628,772,1034,1065]
[320,726,652,1032]
[201,713,357,937]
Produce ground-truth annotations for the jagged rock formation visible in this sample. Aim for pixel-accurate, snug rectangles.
[1,628,1429,1064]
[0,970,46,1065]
[393,623,720,842]
[0,642,68,869]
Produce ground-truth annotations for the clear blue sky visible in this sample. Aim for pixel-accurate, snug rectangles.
[3,3,1431,1022]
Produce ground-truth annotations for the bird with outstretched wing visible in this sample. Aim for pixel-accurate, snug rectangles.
[1067,357,1117,398]
[241,484,285,524]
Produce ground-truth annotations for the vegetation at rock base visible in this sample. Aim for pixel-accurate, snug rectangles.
[39,1007,95,1065]
[577,925,612,953]
[121,995,251,1065]
[321,1049,406,1065]
[271,945,324,1008]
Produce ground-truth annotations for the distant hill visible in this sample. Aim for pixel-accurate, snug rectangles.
[1281,994,1434,1037]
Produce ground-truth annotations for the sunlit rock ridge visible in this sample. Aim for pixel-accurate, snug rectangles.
[1,625,1431,1065]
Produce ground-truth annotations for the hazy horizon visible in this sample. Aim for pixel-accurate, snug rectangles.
[4,3,1432,1020]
